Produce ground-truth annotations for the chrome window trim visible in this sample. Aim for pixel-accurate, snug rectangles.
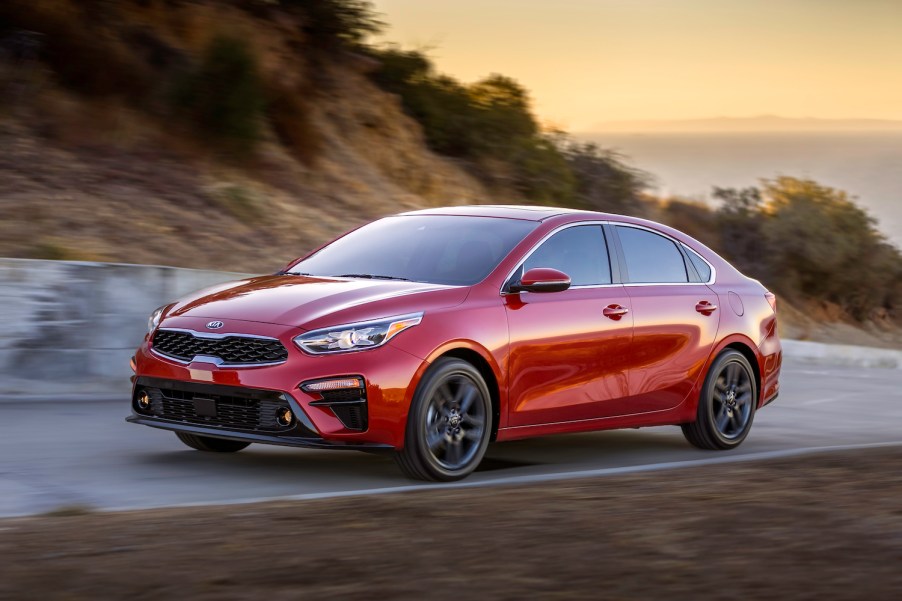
[151,328,287,368]
[499,219,717,294]
[500,221,615,295]
[612,222,717,287]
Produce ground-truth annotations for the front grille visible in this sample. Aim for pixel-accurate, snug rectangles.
[152,329,288,366]
[142,386,290,432]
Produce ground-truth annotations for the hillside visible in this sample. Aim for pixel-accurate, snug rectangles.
[1,0,900,347]
[0,0,502,272]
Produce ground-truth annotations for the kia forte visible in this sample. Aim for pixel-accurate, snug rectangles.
[128,205,781,481]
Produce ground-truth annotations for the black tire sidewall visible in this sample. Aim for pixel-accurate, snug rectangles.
[700,350,757,449]
[407,359,493,481]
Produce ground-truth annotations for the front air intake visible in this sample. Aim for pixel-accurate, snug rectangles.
[302,377,368,432]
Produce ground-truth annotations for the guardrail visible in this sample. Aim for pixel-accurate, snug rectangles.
[0,259,898,402]
[0,259,254,400]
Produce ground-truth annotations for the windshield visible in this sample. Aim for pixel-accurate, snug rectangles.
[289,215,538,285]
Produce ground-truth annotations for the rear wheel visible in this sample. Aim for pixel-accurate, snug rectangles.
[682,349,757,450]
[175,432,250,453]
[394,358,492,482]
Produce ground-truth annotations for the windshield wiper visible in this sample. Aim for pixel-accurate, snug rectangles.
[336,273,411,281]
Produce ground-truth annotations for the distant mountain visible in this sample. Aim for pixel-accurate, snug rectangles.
[586,115,902,133]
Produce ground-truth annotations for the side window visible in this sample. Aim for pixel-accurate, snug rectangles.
[522,225,611,286]
[684,246,712,282]
[616,226,688,283]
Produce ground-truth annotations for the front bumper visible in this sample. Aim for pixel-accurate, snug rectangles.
[131,316,430,449]
[125,415,392,451]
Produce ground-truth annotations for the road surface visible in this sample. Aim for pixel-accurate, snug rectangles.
[1,362,899,517]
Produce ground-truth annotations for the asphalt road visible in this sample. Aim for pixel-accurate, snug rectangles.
[1,362,900,517]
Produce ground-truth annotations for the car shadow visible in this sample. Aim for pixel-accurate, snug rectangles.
[132,426,692,483]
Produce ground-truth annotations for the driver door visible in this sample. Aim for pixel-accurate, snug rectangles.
[504,225,634,427]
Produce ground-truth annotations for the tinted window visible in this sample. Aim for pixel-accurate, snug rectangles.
[617,226,688,283]
[522,225,611,286]
[290,216,537,286]
[685,246,712,282]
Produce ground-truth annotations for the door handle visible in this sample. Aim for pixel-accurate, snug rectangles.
[603,304,629,320]
[695,301,718,314]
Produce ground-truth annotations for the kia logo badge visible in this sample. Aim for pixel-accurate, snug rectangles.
[206,321,224,330]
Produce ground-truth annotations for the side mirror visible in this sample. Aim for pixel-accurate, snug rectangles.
[511,267,571,293]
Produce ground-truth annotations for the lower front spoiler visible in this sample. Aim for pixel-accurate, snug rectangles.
[126,415,394,452]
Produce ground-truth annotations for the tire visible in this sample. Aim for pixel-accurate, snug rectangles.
[682,349,757,450]
[394,358,493,482]
[175,432,250,453]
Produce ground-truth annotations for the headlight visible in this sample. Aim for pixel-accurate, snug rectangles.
[294,313,423,355]
[147,305,167,334]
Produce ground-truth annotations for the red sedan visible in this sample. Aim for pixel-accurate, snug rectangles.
[128,205,781,481]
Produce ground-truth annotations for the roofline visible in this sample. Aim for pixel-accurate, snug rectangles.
[396,204,617,222]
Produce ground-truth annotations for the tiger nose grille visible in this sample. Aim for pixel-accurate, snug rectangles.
[152,329,288,366]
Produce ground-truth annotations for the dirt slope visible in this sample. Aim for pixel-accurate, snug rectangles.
[0,0,498,272]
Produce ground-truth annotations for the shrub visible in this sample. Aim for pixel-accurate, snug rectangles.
[280,0,383,50]
[659,198,716,242]
[712,177,902,319]
[267,84,322,164]
[171,35,266,155]
[0,1,153,101]
[560,141,650,215]
[713,186,769,276]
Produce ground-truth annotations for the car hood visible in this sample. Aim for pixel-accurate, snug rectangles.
[166,275,469,329]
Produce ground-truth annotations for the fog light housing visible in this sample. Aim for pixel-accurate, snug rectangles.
[276,407,294,427]
[137,390,151,411]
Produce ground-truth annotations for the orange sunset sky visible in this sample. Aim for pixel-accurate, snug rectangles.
[372,0,902,131]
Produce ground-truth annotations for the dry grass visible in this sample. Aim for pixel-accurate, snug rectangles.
[267,83,323,165]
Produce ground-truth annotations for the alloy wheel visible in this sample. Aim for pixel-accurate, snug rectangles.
[712,361,753,440]
[423,374,487,471]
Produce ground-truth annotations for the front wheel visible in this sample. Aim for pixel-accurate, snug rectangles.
[394,358,493,482]
[682,349,757,450]
[175,432,250,453]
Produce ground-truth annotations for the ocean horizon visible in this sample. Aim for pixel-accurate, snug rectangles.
[577,131,902,246]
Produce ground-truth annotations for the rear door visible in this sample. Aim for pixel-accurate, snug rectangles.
[504,224,634,426]
[612,224,720,413]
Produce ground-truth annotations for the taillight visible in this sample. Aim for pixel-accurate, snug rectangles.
[765,292,777,313]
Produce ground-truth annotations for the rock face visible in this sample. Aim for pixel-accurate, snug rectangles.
[0,0,499,273]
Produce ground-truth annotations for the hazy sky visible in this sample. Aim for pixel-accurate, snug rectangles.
[371,0,902,131]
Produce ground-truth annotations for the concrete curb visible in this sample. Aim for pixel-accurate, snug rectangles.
[781,339,902,370]
[0,259,256,404]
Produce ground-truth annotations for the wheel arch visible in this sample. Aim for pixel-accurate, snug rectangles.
[416,341,504,441]
[711,335,763,405]
[438,348,501,441]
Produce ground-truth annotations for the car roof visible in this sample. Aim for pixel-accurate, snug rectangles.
[398,205,594,221]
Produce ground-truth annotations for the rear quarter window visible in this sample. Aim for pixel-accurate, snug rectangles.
[684,246,713,282]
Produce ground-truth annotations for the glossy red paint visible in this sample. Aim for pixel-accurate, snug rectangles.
[130,205,781,454]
